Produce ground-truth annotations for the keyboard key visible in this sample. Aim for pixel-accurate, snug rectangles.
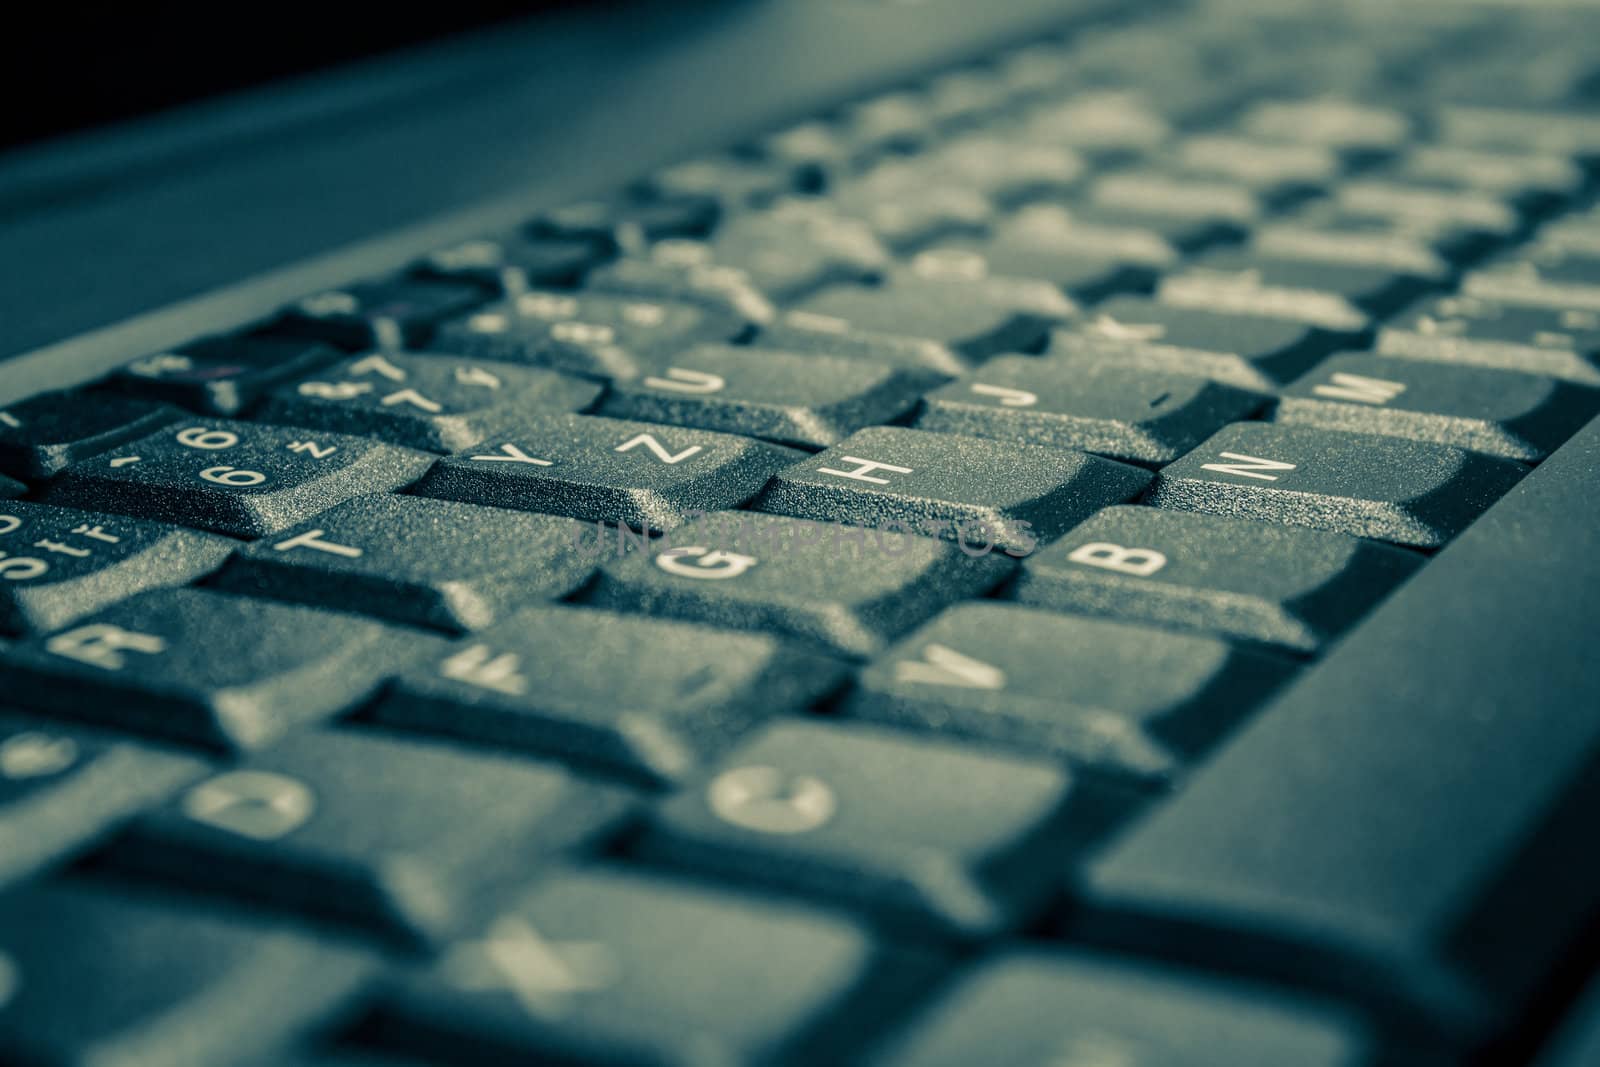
[1390,145,1586,206]
[1088,171,1265,228]
[372,867,880,1066]
[271,277,488,351]
[1053,297,1348,391]
[1379,295,1600,385]
[1249,219,1454,280]
[635,719,1090,935]
[0,476,18,499]
[44,418,434,538]
[415,233,607,294]
[830,175,994,254]
[599,343,939,449]
[1276,353,1600,462]
[755,426,1151,553]
[1332,179,1523,238]
[1172,134,1342,196]
[701,206,892,296]
[913,237,1157,308]
[111,333,343,416]
[0,880,372,1067]
[843,91,935,155]
[797,273,1075,362]
[257,351,602,452]
[0,588,421,751]
[1012,506,1422,653]
[1073,412,1600,1046]
[760,308,970,378]
[1165,249,1437,327]
[585,257,776,327]
[646,154,817,209]
[0,390,178,480]
[436,291,744,381]
[0,501,234,636]
[376,605,846,785]
[1149,422,1525,548]
[1437,105,1600,160]
[1024,91,1171,161]
[0,714,206,887]
[108,727,632,945]
[849,602,1291,786]
[586,511,1014,657]
[211,495,595,633]
[916,355,1266,464]
[922,135,1086,207]
[1461,264,1600,313]
[413,413,799,531]
[530,193,720,254]
[871,951,1366,1067]
[1239,96,1410,157]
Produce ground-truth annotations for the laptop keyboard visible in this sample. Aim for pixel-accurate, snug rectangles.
[2,1,1600,1063]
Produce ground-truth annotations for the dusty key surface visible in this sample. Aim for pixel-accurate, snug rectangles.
[1148,422,1525,548]
[1013,506,1422,652]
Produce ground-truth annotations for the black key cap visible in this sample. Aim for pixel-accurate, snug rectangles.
[916,355,1266,464]
[991,204,1186,268]
[1013,506,1422,653]
[271,277,488,351]
[1239,97,1410,158]
[586,511,1014,657]
[44,418,434,538]
[1523,243,1600,287]
[584,257,776,327]
[109,727,631,945]
[830,179,995,256]
[377,605,845,785]
[1053,297,1348,391]
[0,880,371,1067]
[914,238,1156,308]
[0,475,18,499]
[0,501,234,635]
[1391,145,1585,207]
[1276,353,1600,462]
[111,333,343,416]
[1088,171,1265,229]
[1379,295,1600,385]
[1074,414,1600,1046]
[1462,263,1600,314]
[0,587,419,751]
[0,714,206,887]
[415,233,607,294]
[1024,91,1172,161]
[872,951,1366,1067]
[694,207,890,300]
[755,426,1151,553]
[600,343,937,449]
[843,91,934,155]
[849,602,1291,786]
[1164,249,1436,327]
[646,155,816,209]
[1249,218,1456,280]
[257,351,601,452]
[923,136,1086,207]
[436,291,744,381]
[1149,422,1525,548]
[759,308,971,378]
[530,193,720,254]
[797,273,1075,362]
[413,414,799,531]
[635,719,1088,935]
[211,494,595,633]
[1172,134,1342,198]
[372,867,878,1067]
[1332,179,1523,238]
[1437,105,1600,161]
[0,390,178,480]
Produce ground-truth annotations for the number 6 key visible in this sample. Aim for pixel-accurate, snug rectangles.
[44,419,435,537]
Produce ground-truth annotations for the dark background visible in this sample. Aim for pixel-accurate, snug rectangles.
[1,2,588,150]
